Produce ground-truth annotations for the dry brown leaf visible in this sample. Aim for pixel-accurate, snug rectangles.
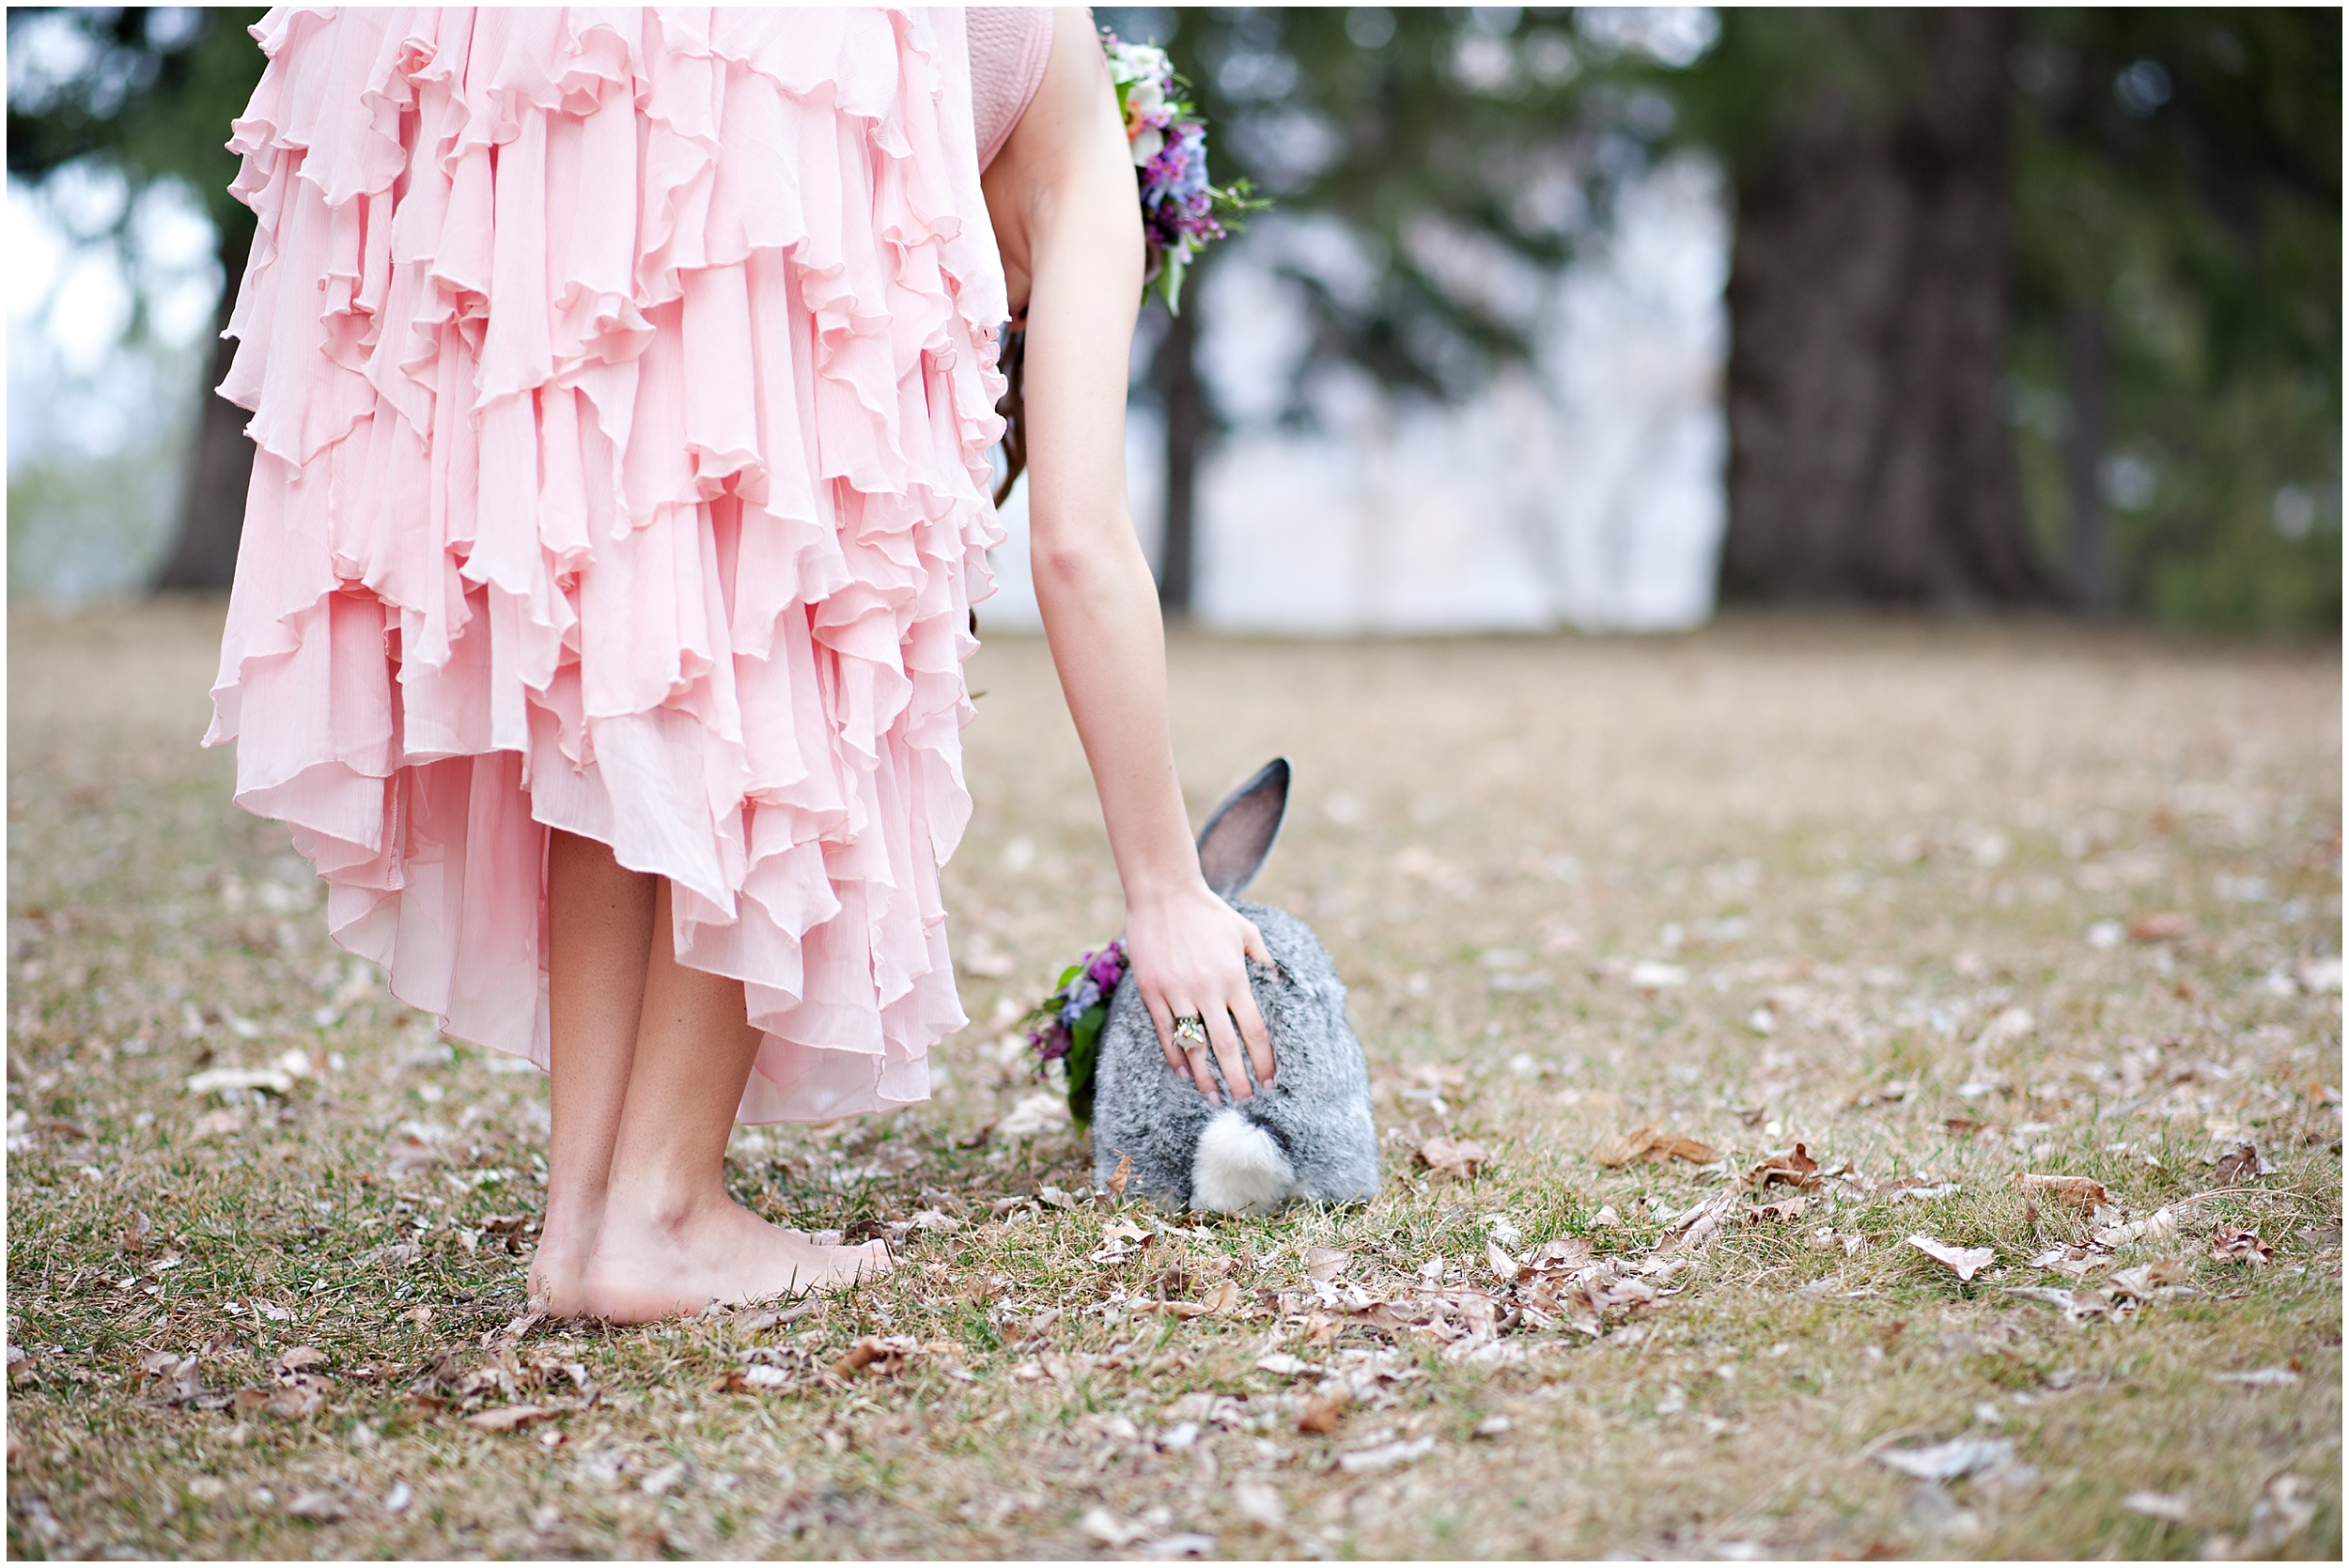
[1303,1247,1351,1282]
[1486,1241,1521,1282]
[2127,912,2192,942]
[463,1405,556,1433]
[1744,1196,1807,1225]
[2211,1142,2272,1186]
[2016,1172,2109,1212]
[2110,1257,2187,1298]
[384,1137,442,1180]
[1107,1153,1132,1199]
[1596,1125,1719,1170]
[1528,1236,1595,1271]
[1741,1143,1820,1190]
[1297,1387,1350,1435]
[1199,1280,1240,1315]
[276,1346,327,1371]
[1943,1116,1989,1136]
[1416,1136,1490,1180]
[263,1386,325,1420]
[2210,1224,2274,1266]
[1907,1234,1996,1282]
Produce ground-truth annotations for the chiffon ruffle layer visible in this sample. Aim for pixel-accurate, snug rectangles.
[207,7,1008,1122]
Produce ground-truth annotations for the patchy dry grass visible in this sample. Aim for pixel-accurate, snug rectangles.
[7,602,2340,1560]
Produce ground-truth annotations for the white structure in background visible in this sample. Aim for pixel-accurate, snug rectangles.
[986,154,1729,634]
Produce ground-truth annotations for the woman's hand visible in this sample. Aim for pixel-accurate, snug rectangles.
[1126,879,1276,1102]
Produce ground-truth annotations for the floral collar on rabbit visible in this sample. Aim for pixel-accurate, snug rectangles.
[1020,939,1128,1129]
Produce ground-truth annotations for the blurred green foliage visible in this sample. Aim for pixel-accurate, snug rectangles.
[1127,6,2339,634]
[2005,10,2341,633]
[7,7,269,243]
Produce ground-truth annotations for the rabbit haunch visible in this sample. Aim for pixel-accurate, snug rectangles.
[1089,760,1381,1213]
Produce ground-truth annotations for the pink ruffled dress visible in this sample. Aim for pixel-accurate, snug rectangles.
[208,8,1048,1123]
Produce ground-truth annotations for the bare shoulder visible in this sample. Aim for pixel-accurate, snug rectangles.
[982,7,1138,309]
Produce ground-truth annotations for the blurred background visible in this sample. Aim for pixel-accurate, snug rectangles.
[8,6,2341,634]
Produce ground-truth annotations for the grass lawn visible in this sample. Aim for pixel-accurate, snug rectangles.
[6,601,2340,1560]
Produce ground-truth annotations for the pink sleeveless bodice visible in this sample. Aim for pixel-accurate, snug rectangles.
[968,7,1053,168]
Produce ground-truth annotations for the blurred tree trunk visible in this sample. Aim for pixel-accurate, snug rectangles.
[1152,287,1205,615]
[1719,8,2042,606]
[2061,305,2113,609]
[156,222,254,593]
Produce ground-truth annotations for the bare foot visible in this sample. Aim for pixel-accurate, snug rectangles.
[527,1214,600,1318]
[578,1195,890,1322]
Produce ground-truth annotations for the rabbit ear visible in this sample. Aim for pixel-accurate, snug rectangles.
[1197,758,1289,899]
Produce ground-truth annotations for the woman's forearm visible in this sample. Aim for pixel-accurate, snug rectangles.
[1029,519,1201,907]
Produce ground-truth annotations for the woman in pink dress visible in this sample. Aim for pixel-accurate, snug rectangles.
[208,8,1273,1320]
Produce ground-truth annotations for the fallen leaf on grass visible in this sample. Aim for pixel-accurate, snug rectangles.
[187,1066,295,1097]
[1231,1481,1285,1529]
[1338,1435,1436,1474]
[464,1405,557,1433]
[1594,1125,1719,1169]
[2026,1245,2108,1281]
[1486,1241,1521,1281]
[2121,1491,2193,1524]
[1107,1153,1132,1199]
[1875,1436,2015,1482]
[1199,1280,1241,1315]
[2210,1141,2275,1186]
[2126,912,2192,942]
[276,1346,328,1372]
[1081,1508,1151,1548]
[384,1138,443,1180]
[284,1489,349,1522]
[1254,1353,1325,1378]
[1297,1388,1350,1435]
[2015,1172,2109,1212]
[1740,1144,1819,1189]
[1655,1190,1742,1255]
[1743,1197,1807,1225]
[1879,1175,1962,1202]
[1416,1136,1490,1180]
[2006,1285,2128,1324]
[2210,1225,2274,1265]
[2108,1258,2187,1299]
[2211,1366,2299,1387]
[1302,1247,1351,1282]
[1908,1234,1996,1282]
[1529,1236,1595,1269]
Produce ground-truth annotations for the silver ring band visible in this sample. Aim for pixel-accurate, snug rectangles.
[1173,1013,1207,1047]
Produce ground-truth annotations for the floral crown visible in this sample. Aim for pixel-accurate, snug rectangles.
[1019,939,1128,1129]
[1101,30,1268,313]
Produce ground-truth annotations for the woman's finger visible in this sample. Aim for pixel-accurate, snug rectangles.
[1204,1003,1253,1102]
[1180,1034,1221,1101]
[1241,919,1274,970]
[1143,989,1183,1074]
[1231,980,1275,1088]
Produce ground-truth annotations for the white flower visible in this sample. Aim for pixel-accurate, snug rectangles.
[1109,42,1173,84]
[1129,125,1164,166]
[1125,77,1165,117]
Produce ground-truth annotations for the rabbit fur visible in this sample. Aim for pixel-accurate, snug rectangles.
[1089,759,1380,1213]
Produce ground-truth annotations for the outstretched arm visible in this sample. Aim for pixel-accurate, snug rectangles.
[982,8,1274,1100]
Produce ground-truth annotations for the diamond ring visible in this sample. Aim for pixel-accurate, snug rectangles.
[1173,1013,1207,1047]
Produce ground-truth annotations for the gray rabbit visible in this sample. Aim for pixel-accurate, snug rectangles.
[1090,759,1381,1213]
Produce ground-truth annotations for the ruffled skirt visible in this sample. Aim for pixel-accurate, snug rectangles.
[206,7,1008,1122]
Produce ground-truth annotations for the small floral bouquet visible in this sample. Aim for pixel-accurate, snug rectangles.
[1019,939,1128,1128]
[1100,29,1267,313]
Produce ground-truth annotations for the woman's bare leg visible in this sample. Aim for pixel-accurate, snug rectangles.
[533,831,657,1315]
[579,877,889,1321]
